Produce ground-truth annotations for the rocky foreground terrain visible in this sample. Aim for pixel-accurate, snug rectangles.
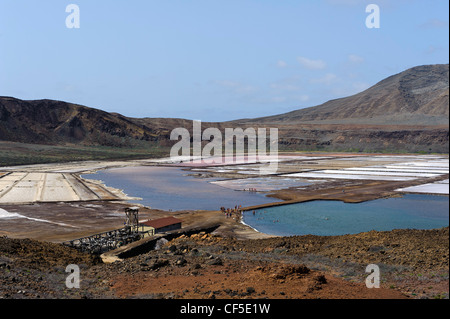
[0,226,448,299]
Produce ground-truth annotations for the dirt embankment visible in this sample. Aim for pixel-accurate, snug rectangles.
[0,237,103,299]
[1,226,448,299]
[275,125,449,153]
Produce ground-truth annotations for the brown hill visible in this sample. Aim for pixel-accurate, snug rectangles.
[229,64,449,153]
[0,97,172,147]
[237,64,449,125]
[0,64,448,157]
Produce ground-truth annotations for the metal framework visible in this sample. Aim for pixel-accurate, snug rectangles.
[63,207,153,254]
[125,206,140,232]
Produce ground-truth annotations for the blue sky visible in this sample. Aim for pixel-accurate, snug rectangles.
[0,0,448,121]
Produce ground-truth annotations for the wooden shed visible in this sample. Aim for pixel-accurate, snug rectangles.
[139,217,182,234]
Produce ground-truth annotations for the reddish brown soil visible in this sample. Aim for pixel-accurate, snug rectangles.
[106,229,448,299]
[1,226,448,299]
[111,259,406,299]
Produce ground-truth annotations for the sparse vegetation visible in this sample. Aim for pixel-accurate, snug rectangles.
[0,141,170,167]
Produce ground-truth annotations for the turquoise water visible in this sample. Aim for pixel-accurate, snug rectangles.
[82,166,280,211]
[83,167,449,236]
[243,194,449,236]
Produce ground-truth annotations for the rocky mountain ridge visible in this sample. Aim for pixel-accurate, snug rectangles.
[1,64,448,154]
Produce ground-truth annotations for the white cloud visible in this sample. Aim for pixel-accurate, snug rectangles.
[270,96,288,103]
[424,45,445,55]
[215,80,240,88]
[348,54,364,64]
[310,73,338,85]
[276,60,288,68]
[213,80,258,95]
[269,75,303,92]
[296,95,310,102]
[297,56,327,70]
[270,83,302,92]
[235,85,259,94]
[420,19,449,29]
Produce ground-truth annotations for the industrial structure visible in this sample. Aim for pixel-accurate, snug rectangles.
[63,206,154,254]
[63,207,184,254]
[139,216,182,234]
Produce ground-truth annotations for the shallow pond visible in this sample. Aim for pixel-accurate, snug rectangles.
[242,194,449,236]
[83,166,280,211]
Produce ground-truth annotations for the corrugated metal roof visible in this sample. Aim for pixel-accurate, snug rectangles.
[140,217,182,229]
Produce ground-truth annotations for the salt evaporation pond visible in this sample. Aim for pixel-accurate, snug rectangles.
[243,194,449,236]
[82,166,280,211]
[0,208,76,227]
